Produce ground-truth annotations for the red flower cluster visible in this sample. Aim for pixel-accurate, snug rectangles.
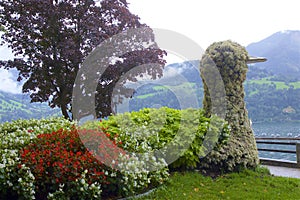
[19,128,115,189]
[79,129,126,168]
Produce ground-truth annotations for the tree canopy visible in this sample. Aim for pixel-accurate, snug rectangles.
[0,0,166,120]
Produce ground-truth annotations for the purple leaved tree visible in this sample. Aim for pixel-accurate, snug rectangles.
[0,0,166,120]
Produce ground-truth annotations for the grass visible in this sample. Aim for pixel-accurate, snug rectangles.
[134,167,300,200]
[153,83,197,91]
[247,78,289,89]
[135,83,198,99]
[247,77,300,90]
[136,93,156,99]
[153,85,168,90]
[290,82,300,88]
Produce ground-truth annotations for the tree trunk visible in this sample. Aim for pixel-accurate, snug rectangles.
[61,103,71,121]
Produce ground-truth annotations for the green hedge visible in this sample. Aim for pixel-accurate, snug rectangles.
[84,107,230,170]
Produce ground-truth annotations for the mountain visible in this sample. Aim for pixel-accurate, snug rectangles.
[127,31,300,122]
[2,30,300,123]
[246,30,300,80]
[0,91,60,122]
[0,40,61,122]
[127,60,203,112]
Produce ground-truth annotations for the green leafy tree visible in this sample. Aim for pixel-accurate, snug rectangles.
[0,0,166,120]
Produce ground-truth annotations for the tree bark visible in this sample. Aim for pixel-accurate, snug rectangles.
[61,103,71,121]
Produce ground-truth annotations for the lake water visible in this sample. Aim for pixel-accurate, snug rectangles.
[252,122,300,162]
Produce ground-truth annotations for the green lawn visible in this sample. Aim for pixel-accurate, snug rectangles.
[135,167,300,200]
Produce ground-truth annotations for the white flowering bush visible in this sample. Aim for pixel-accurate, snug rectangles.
[117,153,169,196]
[0,117,75,199]
[0,117,75,151]
[47,170,102,200]
[0,150,36,199]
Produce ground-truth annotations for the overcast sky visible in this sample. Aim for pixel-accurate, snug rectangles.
[128,0,300,54]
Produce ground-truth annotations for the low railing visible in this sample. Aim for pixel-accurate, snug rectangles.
[255,137,300,168]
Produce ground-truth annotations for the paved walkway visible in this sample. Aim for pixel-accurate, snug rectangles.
[264,165,300,179]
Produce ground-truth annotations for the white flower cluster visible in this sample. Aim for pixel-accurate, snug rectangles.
[117,123,164,153]
[47,170,102,200]
[0,117,76,150]
[1,129,37,150]
[0,149,35,199]
[0,117,75,199]
[117,153,169,196]
[16,164,36,199]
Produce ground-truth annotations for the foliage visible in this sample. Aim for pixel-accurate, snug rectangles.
[136,167,300,200]
[84,107,230,170]
[47,170,102,200]
[0,25,5,32]
[116,153,169,197]
[0,0,166,120]
[20,128,108,199]
[0,117,169,199]
[0,117,75,199]
[0,117,75,150]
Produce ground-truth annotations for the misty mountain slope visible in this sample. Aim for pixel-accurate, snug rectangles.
[0,91,60,122]
[247,30,300,79]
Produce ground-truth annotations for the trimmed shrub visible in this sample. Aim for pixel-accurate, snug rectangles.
[84,107,230,170]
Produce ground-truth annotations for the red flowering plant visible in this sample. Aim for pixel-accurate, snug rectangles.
[79,129,125,168]
[19,128,124,199]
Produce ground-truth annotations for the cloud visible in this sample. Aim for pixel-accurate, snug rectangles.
[0,39,14,60]
[0,38,23,94]
[0,68,22,94]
